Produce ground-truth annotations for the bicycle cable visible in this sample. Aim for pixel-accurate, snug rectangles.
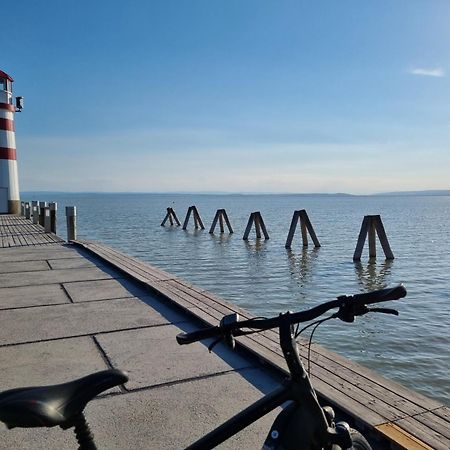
[295,313,337,377]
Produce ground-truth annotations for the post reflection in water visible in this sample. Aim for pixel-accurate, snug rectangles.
[244,239,267,254]
[209,232,232,245]
[286,247,320,288]
[354,258,394,291]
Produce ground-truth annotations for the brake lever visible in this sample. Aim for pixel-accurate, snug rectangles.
[216,313,239,351]
[336,303,369,322]
[367,307,399,316]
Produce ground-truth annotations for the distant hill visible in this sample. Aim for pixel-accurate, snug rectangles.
[375,190,450,196]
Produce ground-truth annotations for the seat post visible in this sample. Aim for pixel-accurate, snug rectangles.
[72,412,98,450]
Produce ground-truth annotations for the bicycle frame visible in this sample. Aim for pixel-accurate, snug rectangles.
[186,312,352,450]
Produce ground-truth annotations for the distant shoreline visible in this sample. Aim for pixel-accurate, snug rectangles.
[21,190,450,197]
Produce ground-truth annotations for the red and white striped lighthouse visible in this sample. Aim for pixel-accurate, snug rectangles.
[0,70,21,214]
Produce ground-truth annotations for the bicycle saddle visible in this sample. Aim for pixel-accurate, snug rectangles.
[0,369,128,429]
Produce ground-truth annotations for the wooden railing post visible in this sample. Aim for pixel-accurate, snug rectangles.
[31,200,39,223]
[32,204,39,224]
[353,215,394,261]
[49,202,57,233]
[24,202,31,219]
[243,211,269,240]
[182,206,205,230]
[161,207,181,226]
[65,206,77,242]
[38,201,47,226]
[285,210,321,249]
[44,206,51,233]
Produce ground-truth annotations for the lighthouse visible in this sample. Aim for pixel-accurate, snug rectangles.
[0,70,21,214]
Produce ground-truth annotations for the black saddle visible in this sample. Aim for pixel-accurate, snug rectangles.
[0,369,128,429]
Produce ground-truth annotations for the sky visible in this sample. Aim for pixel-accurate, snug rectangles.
[3,1,450,194]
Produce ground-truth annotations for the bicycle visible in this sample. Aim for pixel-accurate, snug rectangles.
[175,284,407,449]
[0,284,406,449]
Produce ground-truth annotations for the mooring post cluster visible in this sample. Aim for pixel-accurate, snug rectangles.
[161,205,395,260]
[353,215,394,260]
[243,212,269,240]
[210,209,233,234]
[20,200,77,242]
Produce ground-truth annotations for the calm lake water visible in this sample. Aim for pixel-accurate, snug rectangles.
[24,193,450,405]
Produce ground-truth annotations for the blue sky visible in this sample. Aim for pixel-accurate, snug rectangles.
[3,1,450,193]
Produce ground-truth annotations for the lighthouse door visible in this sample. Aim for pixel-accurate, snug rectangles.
[0,188,8,213]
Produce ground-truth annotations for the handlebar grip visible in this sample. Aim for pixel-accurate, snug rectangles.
[176,326,221,345]
[351,284,407,305]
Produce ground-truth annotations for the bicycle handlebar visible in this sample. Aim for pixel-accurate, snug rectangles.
[176,284,406,345]
[346,284,406,305]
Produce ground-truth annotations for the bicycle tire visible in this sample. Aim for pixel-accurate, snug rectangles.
[349,428,372,450]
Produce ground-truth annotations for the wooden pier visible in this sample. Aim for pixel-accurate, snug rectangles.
[0,214,63,247]
[0,215,449,449]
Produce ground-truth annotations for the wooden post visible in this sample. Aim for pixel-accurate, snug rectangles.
[182,206,205,230]
[161,207,181,226]
[285,209,321,249]
[31,200,39,222]
[38,201,47,226]
[65,206,77,241]
[373,216,395,260]
[25,202,31,219]
[254,214,262,238]
[49,202,57,233]
[44,207,52,233]
[353,215,394,261]
[32,205,39,224]
[243,211,269,240]
[222,210,233,234]
[368,218,376,258]
[210,209,233,234]
[243,213,255,240]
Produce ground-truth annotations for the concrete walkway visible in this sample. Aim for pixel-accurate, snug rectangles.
[0,243,281,449]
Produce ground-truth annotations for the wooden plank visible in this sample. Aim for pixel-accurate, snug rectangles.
[375,423,434,450]
[389,415,450,450]
[0,215,63,249]
[414,410,450,440]
[433,406,450,422]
